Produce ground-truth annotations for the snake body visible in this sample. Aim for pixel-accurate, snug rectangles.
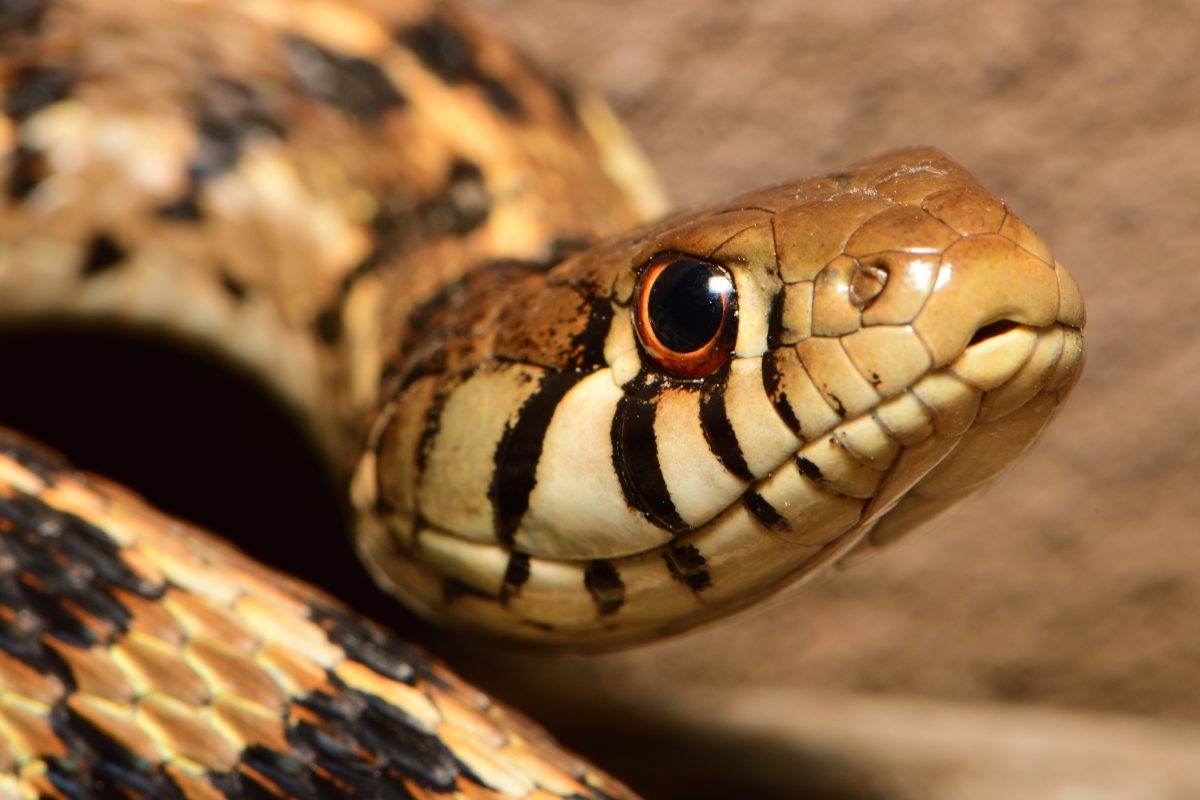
[0,0,1085,796]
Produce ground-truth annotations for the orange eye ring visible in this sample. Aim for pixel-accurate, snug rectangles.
[632,253,738,380]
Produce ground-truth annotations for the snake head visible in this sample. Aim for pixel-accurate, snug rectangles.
[354,147,1085,648]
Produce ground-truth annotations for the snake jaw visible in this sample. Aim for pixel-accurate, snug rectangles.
[357,148,1085,649]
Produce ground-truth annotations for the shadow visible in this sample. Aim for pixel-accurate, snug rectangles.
[0,323,426,638]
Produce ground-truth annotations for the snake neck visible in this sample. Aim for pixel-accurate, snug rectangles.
[0,0,655,469]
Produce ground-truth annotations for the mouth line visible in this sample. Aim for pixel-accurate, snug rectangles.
[968,318,1023,347]
[964,318,1083,355]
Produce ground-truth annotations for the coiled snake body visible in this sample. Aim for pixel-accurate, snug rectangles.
[0,1,1085,797]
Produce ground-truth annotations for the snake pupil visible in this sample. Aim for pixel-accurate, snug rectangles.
[647,258,727,353]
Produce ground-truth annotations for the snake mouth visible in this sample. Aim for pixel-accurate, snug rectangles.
[967,318,1022,347]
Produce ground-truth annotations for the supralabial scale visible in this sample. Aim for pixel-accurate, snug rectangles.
[0,1,1084,797]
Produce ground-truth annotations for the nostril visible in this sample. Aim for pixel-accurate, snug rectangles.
[850,259,889,309]
[968,319,1020,346]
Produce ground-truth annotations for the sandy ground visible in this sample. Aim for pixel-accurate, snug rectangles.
[450,0,1200,794]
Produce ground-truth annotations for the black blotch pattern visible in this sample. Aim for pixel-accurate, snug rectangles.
[743,491,788,533]
[87,761,187,800]
[4,65,73,120]
[219,271,248,301]
[664,544,712,591]
[190,78,287,182]
[313,307,343,345]
[425,158,491,237]
[479,78,522,117]
[0,432,62,485]
[235,746,319,799]
[311,604,435,687]
[0,437,198,796]
[0,519,107,651]
[285,37,407,122]
[293,682,460,792]
[80,234,126,277]
[490,370,582,544]
[8,143,50,200]
[65,707,162,774]
[0,0,50,34]
[351,158,491,280]
[550,79,581,123]
[397,15,472,81]
[611,385,688,533]
[0,487,161,654]
[698,364,754,482]
[155,191,204,221]
[584,560,625,615]
[398,14,525,118]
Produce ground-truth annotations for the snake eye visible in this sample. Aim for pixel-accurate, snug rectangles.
[633,253,738,379]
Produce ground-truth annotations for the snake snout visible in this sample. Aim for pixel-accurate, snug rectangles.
[911,232,1084,368]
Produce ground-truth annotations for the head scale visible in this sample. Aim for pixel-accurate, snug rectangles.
[352,147,1085,649]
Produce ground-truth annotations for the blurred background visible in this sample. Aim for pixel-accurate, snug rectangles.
[450,0,1200,796]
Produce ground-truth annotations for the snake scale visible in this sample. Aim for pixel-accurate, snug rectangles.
[0,0,1086,797]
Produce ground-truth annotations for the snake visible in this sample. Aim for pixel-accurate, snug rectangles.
[0,0,1087,797]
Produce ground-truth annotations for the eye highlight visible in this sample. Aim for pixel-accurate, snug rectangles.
[633,253,738,379]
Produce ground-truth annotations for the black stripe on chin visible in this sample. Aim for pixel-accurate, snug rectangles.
[490,370,583,544]
[499,551,530,603]
[584,560,625,615]
[699,363,754,482]
[664,544,712,591]
[762,349,803,436]
[611,385,689,533]
[743,490,788,532]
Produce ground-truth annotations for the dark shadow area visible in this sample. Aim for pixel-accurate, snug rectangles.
[0,324,427,638]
